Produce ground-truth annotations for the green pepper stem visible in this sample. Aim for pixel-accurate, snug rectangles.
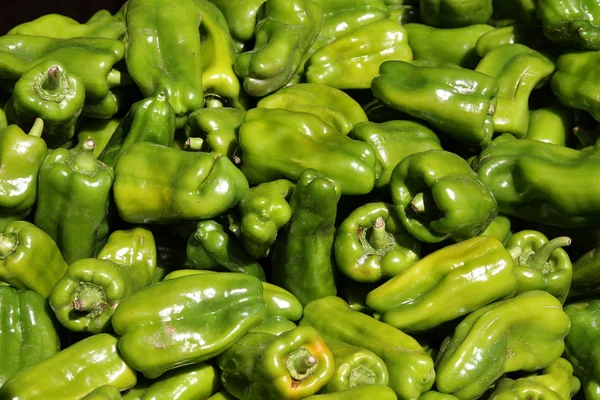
[528,236,571,270]
[508,246,523,260]
[28,118,44,138]
[0,233,18,260]
[409,192,438,219]
[349,365,376,388]
[106,69,134,87]
[185,137,204,151]
[205,96,224,108]
[34,64,70,102]
[410,192,426,214]
[368,217,389,250]
[286,347,318,381]
[73,282,106,316]
[73,139,97,173]
[42,65,61,92]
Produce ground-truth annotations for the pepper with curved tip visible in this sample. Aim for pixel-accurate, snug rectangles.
[135,363,220,400]
[419,0,493,28]
[184,107,245,159]
[525,104,574,146]
[207,0,266,44]
[82,385,123,400]
[217,327,334,399]
[538,0,600,50]
[435,291,571,400]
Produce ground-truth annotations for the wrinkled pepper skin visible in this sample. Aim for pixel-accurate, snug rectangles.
[125,0,204,117]
[234,0,323,97]
[0,333,137,400]
[435,291,571,400]
[335,202,420,283]
[305,385,398,400]
[0,286,60,387]
[137,363,220,400]
[112,272,267,379]
[475,26,552,58]
[349,120,442,188]
[99,88,175,167]
[523,358,581,400]
[35,139,114,264]
[49,228,157,334]
[0,120,47,229]
[506,230,572,303]
[570,244,600,299]
[367,236,517,333]
[218,327,334,399]
[76,118,121,158]
[390,150,498,243]
[184,107,245,159]
[372,61,499,147]
[419,0,493,28]
[113,142,248,223]
[300,296,435,399]
[538,0,600,50]
[475,44,555,138]
[257,83,368,136]
[480,214,513,245]
[525,105,573,146]
[475,134,600,228]
[207,0,266,43]
[404,23,495,69]
[239,108,380,195]
[272,169,340,306]
[0,221,68,298]
[487,379,563,400]
[82,385,123,400]
[306,19,412,90]
[238,179,294,259]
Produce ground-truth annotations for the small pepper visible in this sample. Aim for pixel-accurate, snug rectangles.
[184,107,245,160]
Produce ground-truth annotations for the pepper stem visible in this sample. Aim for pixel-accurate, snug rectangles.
[349,365,377,388]
[286,347,318,381]
[528,236,571,271]
[368,217,389,250]
[28,118,44,138]
[34,64,69,102]
[73,139,97,173]
[185,137,204,151]
[0,233,18,260]
[205,96,224,108]
[73,282,106,317]
[409,191,438,220]
[42,65,61,92]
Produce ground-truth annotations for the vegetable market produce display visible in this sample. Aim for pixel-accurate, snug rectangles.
[5,0,600,399]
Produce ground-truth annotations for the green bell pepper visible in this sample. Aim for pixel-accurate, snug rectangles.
[134,363,220,400]
[0,221,68,298]
[371,60,499,147]
[435,291,571,400]
[538,0,600,50]
[34,139,114,264]
[0,286,60,387]
[335,202,420,283]
[525,104,574,146]
[82,385,123,400]
[184,107,245,159]
[305,385,398,400]
[75,118,121,158]
[0,333,137,400]
[0,119,47,229]
[250,316,298,336]
[272,169,340,306]
[112,272,266,379]
[81,87,132,120]
[113,142,248,223]
[487,378,563,400]
[125,0,204,118]
[570,244,600,299]
[522,358,581,400]
[207,0,266,44]
[239,108,380,195]
[419,0,493,28]
[490,0,537,26]
[218,327,334,399]
[480,214,513,245]
[475,26,552,58]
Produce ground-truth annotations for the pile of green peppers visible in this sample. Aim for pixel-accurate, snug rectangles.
[5,0,600,399]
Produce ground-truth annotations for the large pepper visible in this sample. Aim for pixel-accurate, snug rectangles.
[570,244,600,299]
[113,142,248,223]
[474,44,555,138]
[217,327,334,399]
[371,60,499,147]
[538,0,600,50]
[34,139,114,263]
[305,385,398,400]
[234,0,323,97]
[49,227,157,334]
[0,286,60,387]
[125,0,204,118]
[505,230,572,303]
[366,236,517,332]
[0,333,137,399]
[239,108,380,195]
[300,296,435,399]
[419,0,493,28]
[133,363,220,400]
[390,150,498,243]
[0,119,47,229]
[184,107,245,159]
[238,179,294,259]
[435,291,571,400]
[75,118,121,158]
[306,19,412,90]
[207,0,266,44]
[335,202,420,283]
[0,221,68,298]
[111,272,266,379]
[525,104,574,146]
[272,169,340,306]
[349,120,442,188]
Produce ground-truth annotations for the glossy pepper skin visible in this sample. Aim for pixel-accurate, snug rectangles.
[0,286,60,387]
[0,119,47,229]
[125,0,204,118]
[5,60,85,148]
[350,120,442,188]
[335,202,420,283]
[82,385,123,400]
[475,134,600,228]
[475,26,552,58]
[112,272,266,379]
[113,142,248,224]
[435,291,571,400]
[525,105,573,146]
[0,221,68,298]
[371,61,499,147]
[218,327,334,399]
[49,227,157,334]
[570,244,600,299]
[305,385,398,400]
[480,214,513,245]
[272,169,340,306]
[238,179,294,259]
[0,333,137,400]
[257,83,368,136]
[367,236,517,332]
[419,0,493,28]
[35,139,114,264]
[521,358,581,400]
[184,107,245,159]
[76,118,121,158]
[475,44,555,138]
[538,0,600,50]
[300,296,435,399]
[251,316,298,336]
[505,230,572,303]
[135,363,221,400]
[207,0,266,44]
[390,150,498,243]
[487,378,563,400]
[239,108,380,195]
[99,89,175,167]
[234,0,323,97]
